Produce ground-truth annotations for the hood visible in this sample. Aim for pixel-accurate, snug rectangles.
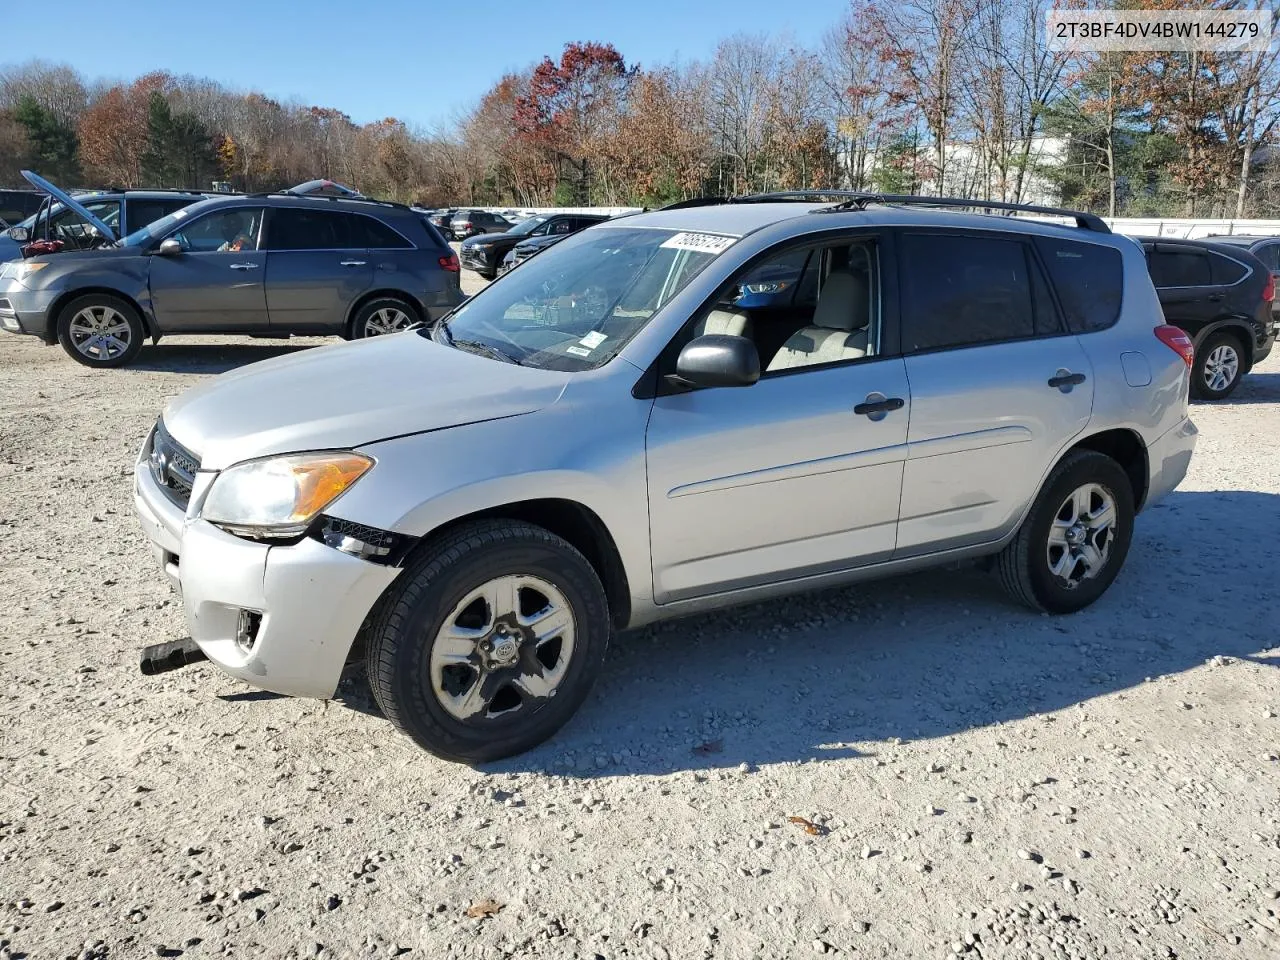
[21,170,117,242]
[163,333,570,470]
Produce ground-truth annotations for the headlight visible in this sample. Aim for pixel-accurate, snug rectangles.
[201,452,373,538]
[7,262,49,285]
[743,281,789,294]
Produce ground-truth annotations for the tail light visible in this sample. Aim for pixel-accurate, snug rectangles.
[1263,272,1275,303]
[439,252,459,272]
[1155,324,1195,367]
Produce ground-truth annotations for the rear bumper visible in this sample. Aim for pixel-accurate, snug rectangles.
[1145,416,1198,510]
[1253,330,1275,366]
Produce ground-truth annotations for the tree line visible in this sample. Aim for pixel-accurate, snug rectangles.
[2,0,1278,218]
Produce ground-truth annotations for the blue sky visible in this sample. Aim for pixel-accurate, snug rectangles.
[4,0,843,131]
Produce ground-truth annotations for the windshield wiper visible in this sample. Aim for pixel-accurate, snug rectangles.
[452,337,524,366]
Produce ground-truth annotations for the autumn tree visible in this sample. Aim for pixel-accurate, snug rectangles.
[515,42,633,203]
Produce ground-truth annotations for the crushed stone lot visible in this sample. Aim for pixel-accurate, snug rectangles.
[1,308,1278,959]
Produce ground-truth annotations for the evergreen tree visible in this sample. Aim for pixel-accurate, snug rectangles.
[12,94,80,182]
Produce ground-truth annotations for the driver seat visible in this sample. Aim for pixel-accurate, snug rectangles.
[692,306,753,340]
[766,272,869,371]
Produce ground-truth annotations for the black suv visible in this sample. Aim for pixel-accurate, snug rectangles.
[1200,235,1280,321]
[460,212,609,279]
[0,194,462,368]
[448,209,512,240]
[1138,237,1276,399]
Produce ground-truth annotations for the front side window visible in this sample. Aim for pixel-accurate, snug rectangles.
[170,207,264,253]
[1149,248,1211,288]
[684,239,880,373]
[47,200,120,242]
[431,226,729,371]
[900,232,1047,353]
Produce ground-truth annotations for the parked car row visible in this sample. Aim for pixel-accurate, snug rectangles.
[461,212,610,279]
[1,173,462,367]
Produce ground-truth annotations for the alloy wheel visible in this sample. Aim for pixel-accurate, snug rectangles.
[1202,343,1239,393]
[363,307,412,336]
[68,305,132,362]
[1045,483,1117,588]
[429,574,576,724]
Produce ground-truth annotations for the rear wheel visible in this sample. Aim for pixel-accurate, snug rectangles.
[1192,331,1245,400]
[351,297,417,339]
[56,294,145,368]
[365,520,611,763]
[996,450,1134,613]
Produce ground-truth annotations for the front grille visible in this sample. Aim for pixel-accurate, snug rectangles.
[148,420,200,508]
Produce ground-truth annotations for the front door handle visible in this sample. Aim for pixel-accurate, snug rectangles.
[340,260,367,267]
[229,262,259,271]
[1048,370,1087,389]
[854,394,905,418]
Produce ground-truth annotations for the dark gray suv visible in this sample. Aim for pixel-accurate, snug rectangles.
[0,194,463,368]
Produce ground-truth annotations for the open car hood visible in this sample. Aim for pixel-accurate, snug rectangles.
[21,170,117,243]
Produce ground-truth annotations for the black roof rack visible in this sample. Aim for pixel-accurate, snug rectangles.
[687,190,1110,233]
[243,191,413,211]
[99,186,233,196]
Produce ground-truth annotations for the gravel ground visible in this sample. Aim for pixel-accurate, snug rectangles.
[1,279,1278,960]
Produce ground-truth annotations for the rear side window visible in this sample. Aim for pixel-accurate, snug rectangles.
[1032,237,1124,333]
[1149,248,1211,288]
[266,208,350,250]
[899,232,1040,353]
[1210,252,1247,285]
[347,213,413,249]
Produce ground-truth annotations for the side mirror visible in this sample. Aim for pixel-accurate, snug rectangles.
[672,334,760,389]
[9,226,30,242]
[157,238,182,256]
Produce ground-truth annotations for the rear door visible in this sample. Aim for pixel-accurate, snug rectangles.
[894,229,1094,555]
[1146,243,1218,334]
[148,206,269,331]
[263,207,372,332]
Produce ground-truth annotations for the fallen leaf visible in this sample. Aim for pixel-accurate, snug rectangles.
[692,739,724,756]
[788,816,826,836]
[466,899,504,919]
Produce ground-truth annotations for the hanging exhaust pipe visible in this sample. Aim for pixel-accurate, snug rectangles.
[139,638,208,676]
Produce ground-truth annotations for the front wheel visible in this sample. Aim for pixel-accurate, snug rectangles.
[56,294,145,368]
[1192,331,1244,400]
[995,450,1134,614]
[365,520,611,763]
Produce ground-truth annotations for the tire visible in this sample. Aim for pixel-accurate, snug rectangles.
[365,520,611,763]
[995,450,1134,614]
[56,293,145,368]
[1191,331,1245,400]
[350,297,418,339]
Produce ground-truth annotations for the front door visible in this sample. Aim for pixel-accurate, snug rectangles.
[148,206,269,331]
[263,207,373,332]
[893,229,1095,554]
[645,232,909,604]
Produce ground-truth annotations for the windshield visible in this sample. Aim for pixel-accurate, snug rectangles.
[507,215,549,237]
[119,207,191,247]
[428,226,732,371]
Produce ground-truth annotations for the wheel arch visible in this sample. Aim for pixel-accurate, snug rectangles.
[397,498,632,631]
[47,286,154,344]
[1192,318,1256,373]
[1064,428,1149,511]
[345,289,425,338]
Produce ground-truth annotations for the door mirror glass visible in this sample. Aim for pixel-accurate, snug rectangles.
[9,225,29,242]
[157,237,182,256]
[673,334,760,388]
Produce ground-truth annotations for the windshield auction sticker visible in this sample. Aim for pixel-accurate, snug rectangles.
[661,232,738,254]
[1047,9,1270,52]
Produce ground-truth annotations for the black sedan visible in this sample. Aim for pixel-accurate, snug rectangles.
[459,212,608,279]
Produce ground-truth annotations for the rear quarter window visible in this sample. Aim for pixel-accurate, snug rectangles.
[1033,237,1124,333]
[1209,252,1247,285]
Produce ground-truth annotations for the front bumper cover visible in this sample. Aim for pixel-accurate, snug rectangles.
[134,458,401,698]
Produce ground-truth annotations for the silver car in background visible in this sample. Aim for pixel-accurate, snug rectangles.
[134,193,1198,762]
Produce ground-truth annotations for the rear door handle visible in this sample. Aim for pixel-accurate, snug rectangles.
[854,395,905,417]
[1048,371,1087,389]
[340,260,367,267]
[229,262,258,271]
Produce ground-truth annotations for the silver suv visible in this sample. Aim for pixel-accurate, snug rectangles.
[134,193,1199,762]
